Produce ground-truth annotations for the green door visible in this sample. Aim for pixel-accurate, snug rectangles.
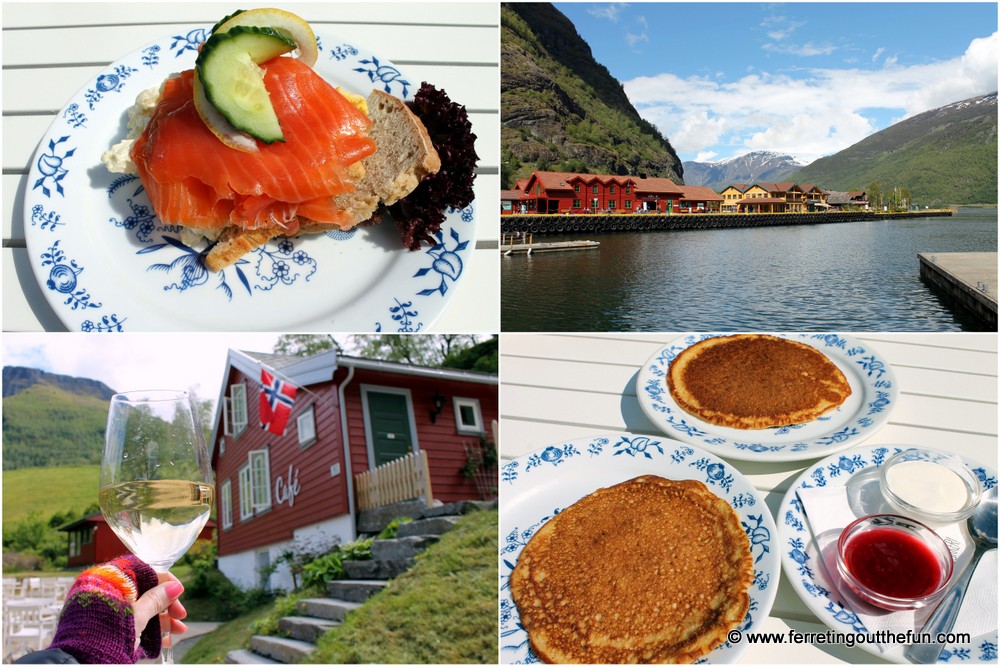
[367,391,414,466]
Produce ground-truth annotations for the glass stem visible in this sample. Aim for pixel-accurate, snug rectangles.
[160,612,173,664]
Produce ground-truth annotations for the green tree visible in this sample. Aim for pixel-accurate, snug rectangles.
[350,335,484,367]
[274,334,342,357]
[442,336,498,373]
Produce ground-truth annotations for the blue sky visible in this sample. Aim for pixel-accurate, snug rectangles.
[555,3,998,164]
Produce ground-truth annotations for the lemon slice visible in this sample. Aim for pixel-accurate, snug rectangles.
[213,8,318,67]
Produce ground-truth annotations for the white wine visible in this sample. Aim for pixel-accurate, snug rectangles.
[100,479,214,572]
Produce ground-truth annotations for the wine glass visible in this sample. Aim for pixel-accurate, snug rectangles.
[99,390,214,664]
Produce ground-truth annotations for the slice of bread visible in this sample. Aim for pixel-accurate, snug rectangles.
[205,89,440,270]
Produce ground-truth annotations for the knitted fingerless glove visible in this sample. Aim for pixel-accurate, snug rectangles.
[48,554,161,664]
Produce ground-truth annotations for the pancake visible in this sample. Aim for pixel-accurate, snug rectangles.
[509,475,753,664]
[668,334,852,430]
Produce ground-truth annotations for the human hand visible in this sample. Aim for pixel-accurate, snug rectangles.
[132,571,188,651]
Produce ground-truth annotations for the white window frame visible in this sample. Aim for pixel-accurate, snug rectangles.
[220,479,233,530]
[230,383,248,436]
[238,464,253,521]
[453,397,484,435]
[297,405,317,448]
[249,449,272,513]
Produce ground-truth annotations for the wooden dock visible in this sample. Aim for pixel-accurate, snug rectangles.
[502,240,600,255]
[918,252,997,329]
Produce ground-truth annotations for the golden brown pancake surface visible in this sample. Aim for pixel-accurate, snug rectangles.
[509,475,753,664]
[667,334,852,429]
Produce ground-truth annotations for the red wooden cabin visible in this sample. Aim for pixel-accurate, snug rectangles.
[59,514,215,568]
[210,349,498,590]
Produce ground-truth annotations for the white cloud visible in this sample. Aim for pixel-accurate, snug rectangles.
[625,15,649,48]
[872,47,886,62]
[624,30,999,162]
[693,150,719,162]
[3,333,282,409]
[763,41,837,57]
[587,4,627,22]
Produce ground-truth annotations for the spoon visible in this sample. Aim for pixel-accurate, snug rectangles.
[906,486,997,664]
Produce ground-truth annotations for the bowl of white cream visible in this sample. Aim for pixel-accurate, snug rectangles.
[880,447,982,525]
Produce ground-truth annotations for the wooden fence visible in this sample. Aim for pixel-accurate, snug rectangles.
[355,450,433,511]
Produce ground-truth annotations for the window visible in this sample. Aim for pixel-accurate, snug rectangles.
[572,199,581,208]
[221,480,232,529]
[453,397,484,434]
[625,200,633,209]
[238,464,253,520]
[224,383,248,437]
[297,405,316,448]
[609,185,616,194]
[625,185,632,194]
[535,184,540,195]
[219,437,225,456]
[249,449,272,512]
[609,200,616,209]
[592,185,598,194]
[591,198,599,209]
[573,184,580,193]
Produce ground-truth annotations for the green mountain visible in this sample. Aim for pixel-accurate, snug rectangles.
[793,93,998,206]
[501,2,683,188]
[2,367,112,470]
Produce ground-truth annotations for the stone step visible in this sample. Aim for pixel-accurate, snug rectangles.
[371,534,439,560]
[278,615,339,643]
[344,558,414,580]
[420,499,495,518]
[249,635,314,663]
[356,498,428,533]
[225,648,280,664]
[396,515,462,537]
[296,597,362,622]
[327,578,388,602]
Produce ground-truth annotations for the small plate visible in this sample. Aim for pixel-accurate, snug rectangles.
[24,27,476,332]
[637,333,898,462]
[778,444,998,663]
[499,433,779,663]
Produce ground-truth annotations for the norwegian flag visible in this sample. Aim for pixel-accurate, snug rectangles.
[259,368,298,436]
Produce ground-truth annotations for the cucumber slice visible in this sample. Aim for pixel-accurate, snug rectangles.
[195,25,295,144]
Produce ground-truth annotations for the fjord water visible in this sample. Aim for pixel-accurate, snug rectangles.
[501,208,997,331]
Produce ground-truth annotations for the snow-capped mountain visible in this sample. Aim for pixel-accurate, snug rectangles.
[682,151,805,190]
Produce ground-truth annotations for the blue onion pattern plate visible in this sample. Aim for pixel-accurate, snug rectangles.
[24,28,476,332]
[778,444,998,663]
[637,333,898,462]
[500,433,779,663]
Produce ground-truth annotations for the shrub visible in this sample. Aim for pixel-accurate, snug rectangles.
[377,518,412,540]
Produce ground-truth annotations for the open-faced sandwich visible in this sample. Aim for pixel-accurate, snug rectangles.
[101,8,477,271]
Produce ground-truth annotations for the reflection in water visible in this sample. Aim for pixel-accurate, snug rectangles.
[502,209,997,331]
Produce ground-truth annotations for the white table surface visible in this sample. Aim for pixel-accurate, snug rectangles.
[2,2,499,333]
[499,332,998,664]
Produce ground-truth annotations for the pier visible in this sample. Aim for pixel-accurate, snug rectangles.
[501,234,599,255]
[500,209,953,235]
[918,252,998,329]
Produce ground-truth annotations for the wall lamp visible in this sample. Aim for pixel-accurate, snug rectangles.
[430,389,446,423]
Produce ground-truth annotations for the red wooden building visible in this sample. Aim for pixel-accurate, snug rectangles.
[515,171,694,214]
[59,514,215,568]
[210,348,498,590]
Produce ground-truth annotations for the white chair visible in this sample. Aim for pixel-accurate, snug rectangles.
[3,604,56,661]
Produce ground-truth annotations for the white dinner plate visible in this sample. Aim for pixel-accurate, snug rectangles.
[499,433,779,663]
[778,444,998,663]
[636,333,898,462]
[24,27,476,332]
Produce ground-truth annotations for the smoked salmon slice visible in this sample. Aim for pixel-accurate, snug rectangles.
[131,57,376,234]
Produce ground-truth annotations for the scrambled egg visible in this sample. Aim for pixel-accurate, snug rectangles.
[100,84,162,174]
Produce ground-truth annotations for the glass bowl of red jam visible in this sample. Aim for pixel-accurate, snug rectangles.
[880,448,981,525]
[837,514,954,611]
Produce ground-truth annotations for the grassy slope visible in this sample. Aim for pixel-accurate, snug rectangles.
[181,510,499,664]
[309,509,498,663]
[2,465,101,530]
[3,383,108,470]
